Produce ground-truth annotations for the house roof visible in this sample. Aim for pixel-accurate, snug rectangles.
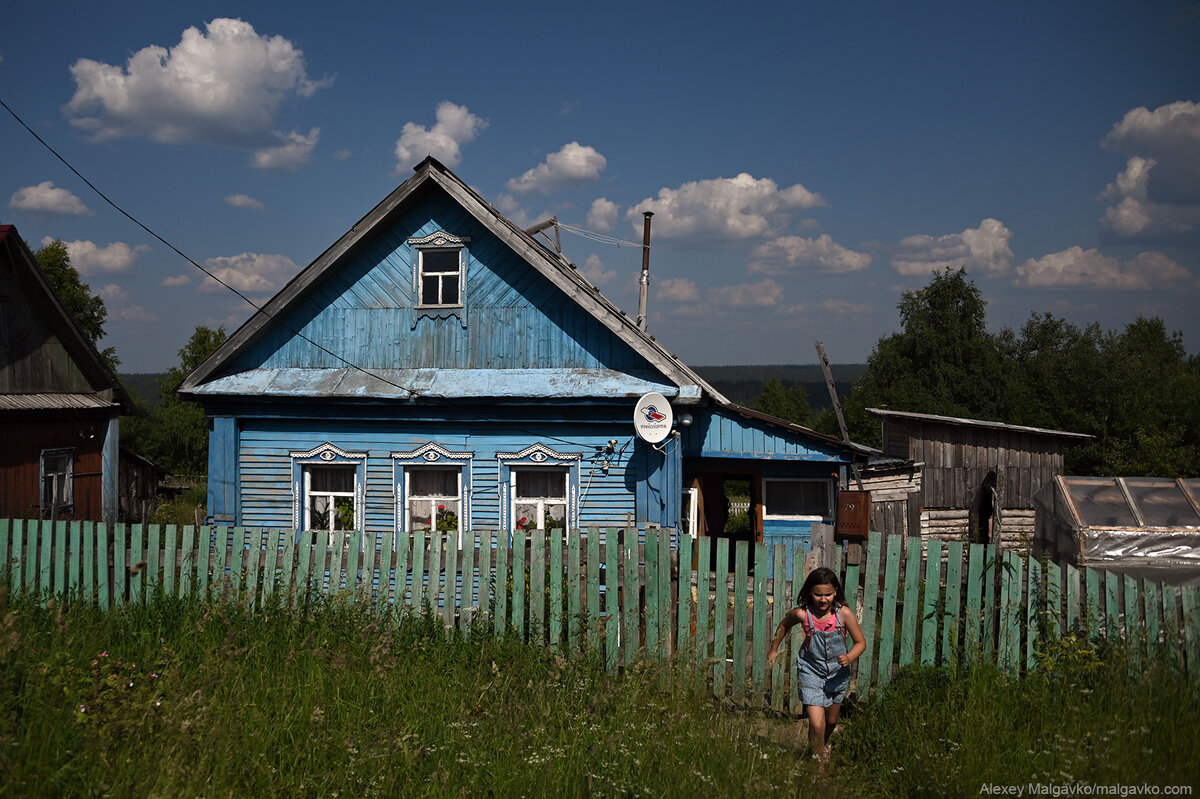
[719,401,874,461]
[867,407,1093,441]
[180,157,727,406]
[0,225,132,412]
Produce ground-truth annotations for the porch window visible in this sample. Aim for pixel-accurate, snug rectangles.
[418,248,462,307]
[405,467,462,534]
[762,478,832,520]
[40,448,73,516]
[513,468,568,532]
[305,465,357,532]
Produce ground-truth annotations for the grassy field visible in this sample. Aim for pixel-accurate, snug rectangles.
[2,587,1196,797]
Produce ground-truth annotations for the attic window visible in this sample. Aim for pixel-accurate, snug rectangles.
[419,249,461,307]
[408,230,470,311]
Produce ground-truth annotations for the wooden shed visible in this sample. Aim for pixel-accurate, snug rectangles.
[868,408,1092,549]
[0,225,134,523]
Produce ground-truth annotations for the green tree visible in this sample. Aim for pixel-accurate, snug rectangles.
[830,268,1009,446]
[752,377,814,426]
[34,239,119,370]
[123,326,227,475]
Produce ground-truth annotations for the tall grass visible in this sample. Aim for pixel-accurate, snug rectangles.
[2,586,1196,797]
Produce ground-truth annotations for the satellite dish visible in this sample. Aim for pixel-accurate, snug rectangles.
[634,392,673,443]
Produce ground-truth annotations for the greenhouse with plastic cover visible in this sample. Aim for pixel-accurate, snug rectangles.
[1034,475,1200,587]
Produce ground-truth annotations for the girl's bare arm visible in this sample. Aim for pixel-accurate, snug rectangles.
[837,606,867,666]
[767,607,805,663]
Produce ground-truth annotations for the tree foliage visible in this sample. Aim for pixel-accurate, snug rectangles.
[752,377,814,426]
[34,239,119,371]
[123,326,227,475]
[825,268,1200,476]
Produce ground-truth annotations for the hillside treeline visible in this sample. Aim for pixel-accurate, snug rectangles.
[810,268,1199,478]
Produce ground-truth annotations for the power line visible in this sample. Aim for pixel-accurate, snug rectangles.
[557,221,647,249]
[0,96,420,399]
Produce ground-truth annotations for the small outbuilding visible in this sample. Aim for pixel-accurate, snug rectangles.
[1034,475,1200,587]
[868,408,1093,548]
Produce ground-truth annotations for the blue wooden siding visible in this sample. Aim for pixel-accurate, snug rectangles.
[226,187,652,376]
[233,417,642,535]
[681,408,848,462]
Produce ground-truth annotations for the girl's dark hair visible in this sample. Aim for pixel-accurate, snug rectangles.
[797,567,847,609]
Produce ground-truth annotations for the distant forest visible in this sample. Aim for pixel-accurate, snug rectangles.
[692,364,866,411]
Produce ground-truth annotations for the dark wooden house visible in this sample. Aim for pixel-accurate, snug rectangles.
[868,408,1092,548]
[180,158,869,572]
[0,225,134,523]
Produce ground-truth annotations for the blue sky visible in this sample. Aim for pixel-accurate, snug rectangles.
[3,1,1199,373]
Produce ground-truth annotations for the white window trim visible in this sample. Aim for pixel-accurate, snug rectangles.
[40,447,74,517]
[289,443,367,533]
[408,230,470,311]
[497,444,581,533]
[392,443,473,546]
[682,487,698,538]
[761,477,834,521]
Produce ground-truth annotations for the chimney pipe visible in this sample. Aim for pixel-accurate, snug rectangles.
[636,211,653,332]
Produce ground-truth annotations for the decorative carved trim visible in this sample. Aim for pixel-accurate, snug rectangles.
[289,442,367,462]
[497,443,581,464]
[407,230,471,248]
[391,442,474,462]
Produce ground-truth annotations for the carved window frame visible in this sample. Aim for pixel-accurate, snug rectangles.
[408,230,470,328]
[497,444,582,533]
[289,443,367,532]
[391,443,474,544]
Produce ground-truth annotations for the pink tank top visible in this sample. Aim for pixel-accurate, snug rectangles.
[801,607,841,634]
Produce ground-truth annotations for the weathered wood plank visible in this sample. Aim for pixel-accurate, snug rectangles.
[623,529,638,667]
[587,529,601,651]
[752,541,768,702]
[877,534,902,688]
[920,538,941,666]
[82,522,95,605]
[645,529,659,656]
[964,542,984,665]
[494,531,508,637]
[695,536,711,674]
[461,531,476,633]
[1026,556,1041,671]
[1105,570,1121,642]
[942,541,963,667]
[531,530,546,645]
[96,523,110,610]
[856,531,882,698]
[565,529,579,648]
[410,530,426,614]
[713,537,730,693]
[1125,574,1141,669]
[770,544,787,712]
[605,529,619,672]
[68,521,82,597]
[42,521,57,597]
[1182,588,1200,676]
[732,540,749,702]
[677,534,693,665]
[130,524,144,603]
[443,532,457,630]
[789,546,804,712]
[244,528,262,608]
[513,530,527,640]
[163,524,177,597]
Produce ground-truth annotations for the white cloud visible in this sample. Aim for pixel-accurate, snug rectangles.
[160,274,192,288]
[1015,246,1194,289]
[10,182,92,216]
[507,142,607,195]
[41,237,146,275]
[779,298,873,315]
[579,254,618,288]
[707,278,783,308]
[332,149,351,161]
[656,277,700,302]
[394,101,487,171]
[1100,101,1200,239]
[892,218,1013,276]
[252,127,319,172]
[199,252,299,293]
[587,198,619,232]
[64,18,331,157]
[224,193,265,210]
[628,173,826,240]
[97,283,157,322]
[749,234,871,275]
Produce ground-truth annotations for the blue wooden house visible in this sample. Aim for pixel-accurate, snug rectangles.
[180,158,866,566]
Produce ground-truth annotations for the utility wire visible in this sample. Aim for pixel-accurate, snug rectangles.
[557,221,646,249]
[0,96,420,398]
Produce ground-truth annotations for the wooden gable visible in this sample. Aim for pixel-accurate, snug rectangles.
[0,226,126,403]
[182,159,720,404]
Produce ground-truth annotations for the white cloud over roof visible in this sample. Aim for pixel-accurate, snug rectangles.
[64,18,331,163]
[892,218,1013,276]
[507,142,607,195]
[10,182,92,216]
[749,234,871,275]
[224,193,265,210]
[41,237,146,275]
[199,252,299,294]
[627,173,826,240]
[394,102,487,171]
[587,198,619,232]
[1015,246,1194,290]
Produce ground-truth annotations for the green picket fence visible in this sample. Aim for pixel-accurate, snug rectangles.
[3,519,1198,713]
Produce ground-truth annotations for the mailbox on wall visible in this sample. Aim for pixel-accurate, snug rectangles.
[836,490,871,540]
